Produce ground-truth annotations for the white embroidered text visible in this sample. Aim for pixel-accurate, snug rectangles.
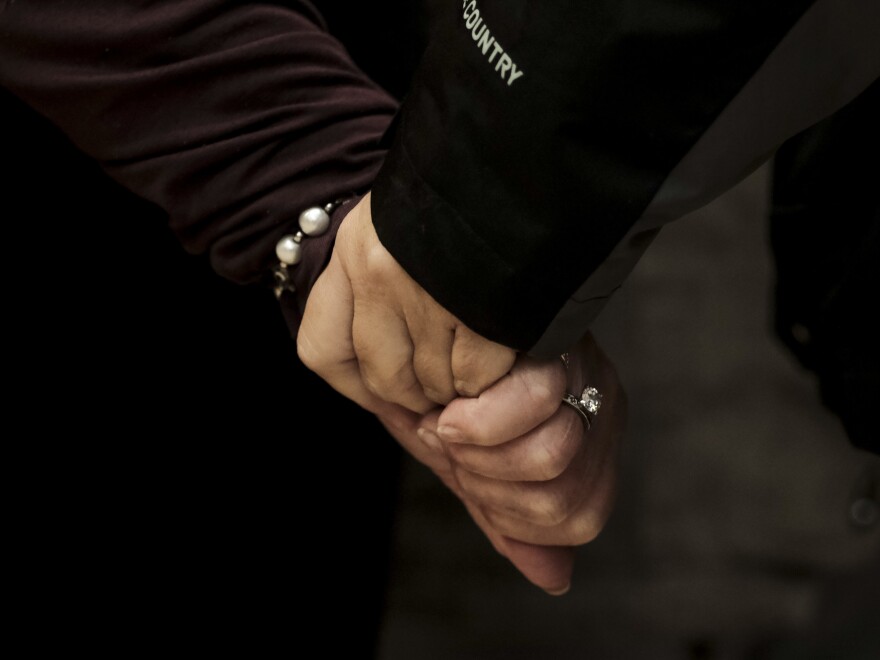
[462,1,524,87]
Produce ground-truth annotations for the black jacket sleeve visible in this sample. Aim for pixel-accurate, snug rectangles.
[371,0,880,355]
[0,0,398,327]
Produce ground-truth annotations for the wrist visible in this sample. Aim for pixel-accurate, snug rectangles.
[272,198,350,299]
[273,194,363,334]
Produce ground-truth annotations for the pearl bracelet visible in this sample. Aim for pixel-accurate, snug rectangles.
[272,199,347,299]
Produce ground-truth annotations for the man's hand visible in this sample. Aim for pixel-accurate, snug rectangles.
[297,193,516,414]
[379,333,626,594]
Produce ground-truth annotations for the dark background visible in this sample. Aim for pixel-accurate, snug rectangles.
[3,88,401,654]
[378,167,880,660]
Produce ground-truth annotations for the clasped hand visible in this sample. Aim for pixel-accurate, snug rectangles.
[298,195,625,594]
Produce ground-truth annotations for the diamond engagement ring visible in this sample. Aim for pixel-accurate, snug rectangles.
[562,386,603,430]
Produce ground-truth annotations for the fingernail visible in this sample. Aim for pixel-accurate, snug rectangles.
[436,425,464,442]
[417,428,442,451]
[546,584,571,597]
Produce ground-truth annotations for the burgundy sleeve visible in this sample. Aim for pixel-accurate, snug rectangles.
[0,0,397,330]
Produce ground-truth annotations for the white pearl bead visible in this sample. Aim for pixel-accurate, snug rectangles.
[299,207,331,236]
[275,235,302,265]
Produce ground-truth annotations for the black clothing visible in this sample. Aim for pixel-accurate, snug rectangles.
[771,81,879,454]
[372,0,879,354]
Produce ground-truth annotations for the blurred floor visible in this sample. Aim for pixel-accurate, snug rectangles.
[378,166,880,659]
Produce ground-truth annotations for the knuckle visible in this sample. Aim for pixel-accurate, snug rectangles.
[531,488,573,526]
[363,242,399,278]
[525,416,580,481]
[531,439,569,481]
[528,379,559,414]
[359,355,404,392]
[361,364,405,398]
[454,377,485,398]
[567,511,605,546]
[414,364,453,399]
[452,342,515,395]
[515,370,559,419]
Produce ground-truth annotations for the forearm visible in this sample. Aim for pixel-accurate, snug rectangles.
[0,0,397,322]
